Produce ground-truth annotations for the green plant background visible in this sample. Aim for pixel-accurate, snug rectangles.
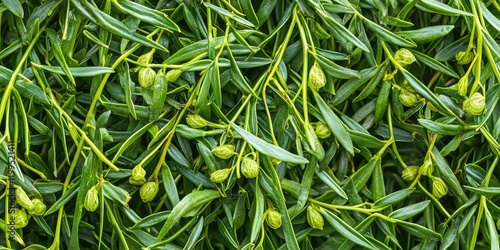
[0,0,499,249]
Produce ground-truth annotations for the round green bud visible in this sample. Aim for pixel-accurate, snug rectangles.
[29,198,46,216]
[402,166,420,181]
[84,185,99,212]
[315,122,331,139]
[186,114,209,128]
[266,209,282,229]
[210,168,232,183]
[456,77,468,96]
[418,158,434,176]
[432,177,448,199]
[307,206,324,230]
[166,69,182,82]
[241,156,259,179]
[463,92,485,116]
[399,89,421,107]
[455,51,474,65]
[308,61,326,91]
[211,145,235,159]
[16,187,33,211]
[394,48,416,66]
[129,165,147,186]
[13,208,30,229]
[137,50,155,65]
[140,182,159,203]
[138,67,156,88]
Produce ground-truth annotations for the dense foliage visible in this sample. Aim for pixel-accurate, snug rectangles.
[1,0,500,249]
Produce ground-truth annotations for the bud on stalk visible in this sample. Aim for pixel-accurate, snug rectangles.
[402,166,420,181]
[266,209,282,229]
[84,185,100,212]
[129,165,147,186]
[241,155,259,178]
[16,187,33,211]
[307,205,324,230]
[29,198,47,216]
[210,168,232,183]
[463,92,485,116]
[211,145,235,159]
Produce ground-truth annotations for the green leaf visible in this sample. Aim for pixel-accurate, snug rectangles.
[231,122,309,164]
[2,0,23,18]
[204,3,255,27]
[314,91,354,155]
[113,0,180,32]
[158,190,221,239]
[397,220,442,240]
[410,50,459,78]
[373,189,414,208]
[34,63,114,77]
[418,119,463,135]
[417,0,472,16]
[130,211,170,229]
[362,18,416,47]
[395,25,454,44]
[320,209,378,249]
[389,200,431,220]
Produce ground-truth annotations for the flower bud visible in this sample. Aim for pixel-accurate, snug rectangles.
[241,156,259,178]
[16,187,33,211]
[394,48,416,66]
[455,51,474,64]
[308,61,326,91]
[456,77,468,96]
[418,158,434,176]
[138,67,156,88]
[210,168,232,183]
[137,50,155,65]
[315,122,331,139]
[186,114,209,128]
[166,69,182,82]
[402,166,420,181]
[463,92,485,116]
[129,165,147,186]
[266,209,282,229]
[29,198,46,216]
[211,145,235,159]
[13,208,30,229]
[140,182,159,203]
[307,206,324,230]
[432,177,448,199]
[84,185,99,212]
[399,89,421,107]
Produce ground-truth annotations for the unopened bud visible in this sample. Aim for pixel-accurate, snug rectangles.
[129,165,147,186]
[138,67,156,88]
[315,122,331,139]
[266,209,282,229]
[16,187,33,211]
[418,158,434,176]
[84,185,99,212]
[13,208,30,228]
[399,89,421,107]
[432,177,448,199]
[211,145,235,159]
[241,156,259,178]
[140,182,159,203]
[308,61,326,91]
[463,92,485,116]
[29,198,46,216]
[456,77,468,96]
[137,50,155,65]
[394,48,416,66]
[166,69,182,82]
[402,166,420,181]
[455,51,474,64]
[210,168,232,183]
[307,206,324,230]
[313,22,330,40]
[186,114,209,128]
